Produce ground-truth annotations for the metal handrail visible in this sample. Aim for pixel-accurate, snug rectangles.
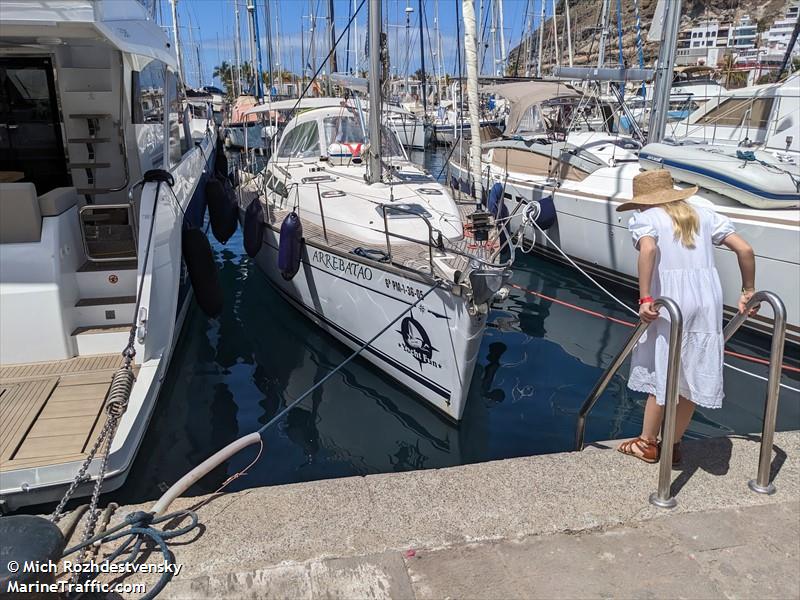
[380,204,436,273]
[722,291,787,495]
[573,297,684,509]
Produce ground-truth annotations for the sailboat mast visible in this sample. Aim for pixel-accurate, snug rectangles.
[462,0,482,200]
[597,0,610,69]
[328,0,338,75]
[418,0,428,111]
[565,0,573,67]
[169,0,185,83]
[497,0,506,74]
[647,0,681,143]
[367,0,382,185]
[551,0,559,68]
[234,0,243,96]
[536,0,545,77]
[264,0,274,96]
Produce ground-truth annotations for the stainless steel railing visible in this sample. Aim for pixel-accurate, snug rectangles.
[380,204,437,274]
[722,291,787,495]
[574,297,684,509]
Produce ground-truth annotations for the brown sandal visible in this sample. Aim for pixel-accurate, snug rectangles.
[617,437,659,463]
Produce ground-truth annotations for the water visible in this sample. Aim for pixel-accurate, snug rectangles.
[114,147,800,506]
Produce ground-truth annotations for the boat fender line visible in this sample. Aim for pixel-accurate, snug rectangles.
[243,197,265,258]
[182,228,223,317]
[353,246,390,262]
[278,211,304,280]
[206,176,238,244]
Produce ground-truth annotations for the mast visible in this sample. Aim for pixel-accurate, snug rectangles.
[551,0,559,68]
[497,0,506,75]
[597,0,610,69]
[462,0,482,201]
[248,1,264,100]
[367,0,382,184]
[328,0,338,75]
[564,0,573,67]
[647,0,681,143]
[264,0,274,97]
[354,0,360,73]
[418,0,428,111]
[536,0,545,77]
[405,1,413,94]
[234,0,243,96]
[169,0,185,83]
[491,0,497,76]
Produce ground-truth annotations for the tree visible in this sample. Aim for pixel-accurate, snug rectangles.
[212,61,256,100]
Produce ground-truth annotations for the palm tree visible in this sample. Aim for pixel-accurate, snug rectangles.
[212,61,257,100]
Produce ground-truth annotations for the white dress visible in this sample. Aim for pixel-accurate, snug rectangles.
[627,204,735,409]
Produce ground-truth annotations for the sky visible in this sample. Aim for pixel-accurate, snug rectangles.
[158,0,553,89]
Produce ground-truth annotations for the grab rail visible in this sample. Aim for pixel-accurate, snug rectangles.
[380,204,436,274]
[574,297,684,509]
[722,291,787,495]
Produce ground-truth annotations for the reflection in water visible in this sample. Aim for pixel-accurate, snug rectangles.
[113,147,800,506]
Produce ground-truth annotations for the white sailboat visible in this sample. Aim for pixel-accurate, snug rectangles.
[237,0,510,420]
[0,0,218,511]
[449,5,800,344]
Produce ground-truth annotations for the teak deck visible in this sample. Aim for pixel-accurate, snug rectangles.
[0,354,123,473]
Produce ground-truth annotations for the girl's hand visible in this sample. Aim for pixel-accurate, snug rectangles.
[739,290,760,316]
[639,301,659,323]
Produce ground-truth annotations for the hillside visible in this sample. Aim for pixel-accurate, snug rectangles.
[506,0,792,73]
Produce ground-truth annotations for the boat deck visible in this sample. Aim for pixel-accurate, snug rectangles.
[243,184,501,276]
[0,354,124,473]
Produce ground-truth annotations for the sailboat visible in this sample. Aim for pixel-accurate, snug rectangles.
[449,3,800,344]
[237,0,511,420]
[0,0,219,511]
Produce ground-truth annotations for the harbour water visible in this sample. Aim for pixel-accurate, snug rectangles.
[113,147,799,506]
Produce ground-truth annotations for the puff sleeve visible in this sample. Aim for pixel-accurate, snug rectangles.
[710,210,735,246]
[628,210,658,249]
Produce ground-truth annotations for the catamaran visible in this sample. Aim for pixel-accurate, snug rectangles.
[0,0,218,511]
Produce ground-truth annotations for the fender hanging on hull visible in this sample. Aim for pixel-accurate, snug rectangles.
[278,211,303,280]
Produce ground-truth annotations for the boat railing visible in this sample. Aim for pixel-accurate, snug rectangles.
[379,204,436,274]
[721,291,787,495]
[575,297,685,509]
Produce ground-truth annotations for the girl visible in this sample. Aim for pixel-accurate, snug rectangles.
[616,170,757,464]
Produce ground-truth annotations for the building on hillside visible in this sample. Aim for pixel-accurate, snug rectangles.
[764,1,800,57]
[675,20,732,67]
[728,15,758,51]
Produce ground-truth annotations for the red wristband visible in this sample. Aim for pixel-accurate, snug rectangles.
[639,296,654,305]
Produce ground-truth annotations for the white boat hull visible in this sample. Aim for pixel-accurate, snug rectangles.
[251,227,486,421]
[450,160,800,344]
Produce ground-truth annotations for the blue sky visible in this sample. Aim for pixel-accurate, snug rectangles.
[158,0,551,88]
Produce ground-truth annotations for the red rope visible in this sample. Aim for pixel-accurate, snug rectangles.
[508,282,800,375]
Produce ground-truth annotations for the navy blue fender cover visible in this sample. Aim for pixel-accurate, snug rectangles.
[182,228,223,317]
[278,211,303,280]
[206,176,238,244]
[243,197,264,258]
[535,195,557,230]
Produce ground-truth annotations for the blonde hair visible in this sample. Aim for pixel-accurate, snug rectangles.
[661,200,699,248]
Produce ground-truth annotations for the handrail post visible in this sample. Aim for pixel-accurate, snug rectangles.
[381,205,393,260]
[315,183,329,243]
[649,297,683,509]
[722,291,787,494]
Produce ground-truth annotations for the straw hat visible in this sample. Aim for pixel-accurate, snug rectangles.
[616,169,698,212]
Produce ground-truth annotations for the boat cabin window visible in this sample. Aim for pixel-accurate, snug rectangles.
[277,120,320,159]
[695,97,774,128]
[132,59,166,124]
[323,115,365,146]
[515,104,547,136]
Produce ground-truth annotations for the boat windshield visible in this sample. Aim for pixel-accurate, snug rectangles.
[323,115,404,157]
[515,104,547,136]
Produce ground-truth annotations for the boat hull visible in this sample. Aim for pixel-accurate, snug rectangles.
[251,224,486,421]
[449,160,800,345]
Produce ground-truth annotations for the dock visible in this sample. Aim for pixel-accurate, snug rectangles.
[90,430,799,598]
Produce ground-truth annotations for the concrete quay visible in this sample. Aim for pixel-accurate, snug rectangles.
[101,431,799,598]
